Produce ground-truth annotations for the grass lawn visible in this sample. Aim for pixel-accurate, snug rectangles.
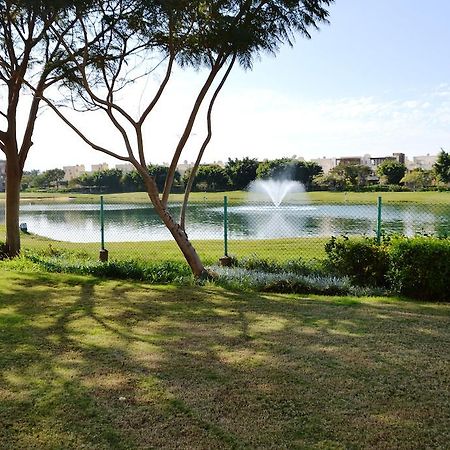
[0,224,327,262]
[0,270,449,449]
[1,190,449,205]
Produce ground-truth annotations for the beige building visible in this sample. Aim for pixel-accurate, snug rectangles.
[91,163,109,172]
[63,164,86,181]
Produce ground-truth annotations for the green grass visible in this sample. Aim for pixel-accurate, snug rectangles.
[1,189,449,205]
[0,224,327,262]
[0,270,449,448]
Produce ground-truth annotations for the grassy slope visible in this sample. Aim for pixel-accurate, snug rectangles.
[1,190,449,205]
[0,270,449,449]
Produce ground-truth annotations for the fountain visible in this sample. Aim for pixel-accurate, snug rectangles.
[248,179,305,207]
[244,178,308,239]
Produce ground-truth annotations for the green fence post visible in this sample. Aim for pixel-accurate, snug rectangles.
[99,195,108,261]
[376,196,382,244]
[219,195,232,266]
[224,195,228,256]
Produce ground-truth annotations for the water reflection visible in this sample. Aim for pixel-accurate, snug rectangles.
[1,201,448,242]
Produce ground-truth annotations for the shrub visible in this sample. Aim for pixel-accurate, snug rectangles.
[325,236,390,286]
[387,237,450,300]
[210,266,371,296]
[236,255,326,277]
[24,249,192,284]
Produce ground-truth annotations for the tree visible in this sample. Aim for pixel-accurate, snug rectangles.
[377,160,407,185]
[121,170,145,192]
[148,165,181,192]
[434,149,450,183]
[42,168,65,189]
[316,163,371,190]
[0,0,106,256]
[36,0,333,276]
[183,164,231,192]
[256,158,322,188]
[225,157,259,190]
[401,169,433,191]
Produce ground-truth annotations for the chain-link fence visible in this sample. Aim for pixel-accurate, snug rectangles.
[14,193,450,263]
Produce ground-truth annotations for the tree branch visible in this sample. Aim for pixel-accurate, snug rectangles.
[161,55,226,207]
[180,54,236,229]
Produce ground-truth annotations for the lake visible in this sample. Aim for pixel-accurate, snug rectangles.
[4,201,449,242]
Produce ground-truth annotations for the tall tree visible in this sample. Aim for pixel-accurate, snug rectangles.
[225,157,259,190]
[434,149,450,183]
[37,0,333,276]
[0,0,103,256]
[377,160,407,185]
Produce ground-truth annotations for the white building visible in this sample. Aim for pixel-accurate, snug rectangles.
[412,154,438,171]
[310,157,337,174]
[0,159,6,191]
[63,164,85,181]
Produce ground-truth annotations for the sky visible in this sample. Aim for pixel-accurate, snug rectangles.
[16,0,450,171]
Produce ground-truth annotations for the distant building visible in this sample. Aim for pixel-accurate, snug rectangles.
[412,154,437,171]
[310,157,337,174]
[115,163,135,173]
[91,162,109,172]
[336,156,362,166]
[177,161,193,176]
[63,164,85,182]
[0,160,6,191]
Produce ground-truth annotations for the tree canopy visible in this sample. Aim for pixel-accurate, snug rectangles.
[434,149,450,183]
[377,160,407,185]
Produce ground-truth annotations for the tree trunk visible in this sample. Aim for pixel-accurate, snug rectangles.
[156,202,206,277]
[142,178,206,277]
[5,157,21,257]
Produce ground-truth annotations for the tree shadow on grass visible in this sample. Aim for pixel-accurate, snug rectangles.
[0,271,449,449]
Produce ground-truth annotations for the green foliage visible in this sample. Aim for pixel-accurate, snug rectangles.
[387,236,450,300]
[148,164,181,191]
[325,236,390,286]
[72,166,180,193]
[400,169,434,191]
[314,163,372,190]
[235,255,325,277]
[256,158,322,188]
[433,148,450,183]
[183,165,231,191]
[377,160,407,185]
[211,266,379,296]
[23,249,193,283]
[225,157,259,190]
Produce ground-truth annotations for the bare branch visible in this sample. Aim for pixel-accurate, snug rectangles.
[37,91,130,162]
[180,54,236,229]
[161,55,226,207]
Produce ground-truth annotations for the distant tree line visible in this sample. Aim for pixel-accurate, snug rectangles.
[21,150,450,194]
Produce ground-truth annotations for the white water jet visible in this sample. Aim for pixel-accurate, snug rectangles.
[249,179,305,206]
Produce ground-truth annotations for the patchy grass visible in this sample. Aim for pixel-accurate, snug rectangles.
[0,270,449,449]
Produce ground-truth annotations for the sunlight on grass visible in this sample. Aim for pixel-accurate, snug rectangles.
[0,270,449,448]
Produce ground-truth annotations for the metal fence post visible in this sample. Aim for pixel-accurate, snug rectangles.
[224,195,228,256]
[376,196,382,244]
[99,195,108,261]
[219,195,232,266]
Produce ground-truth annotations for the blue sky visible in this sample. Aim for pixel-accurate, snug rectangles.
[26,0,450,170]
